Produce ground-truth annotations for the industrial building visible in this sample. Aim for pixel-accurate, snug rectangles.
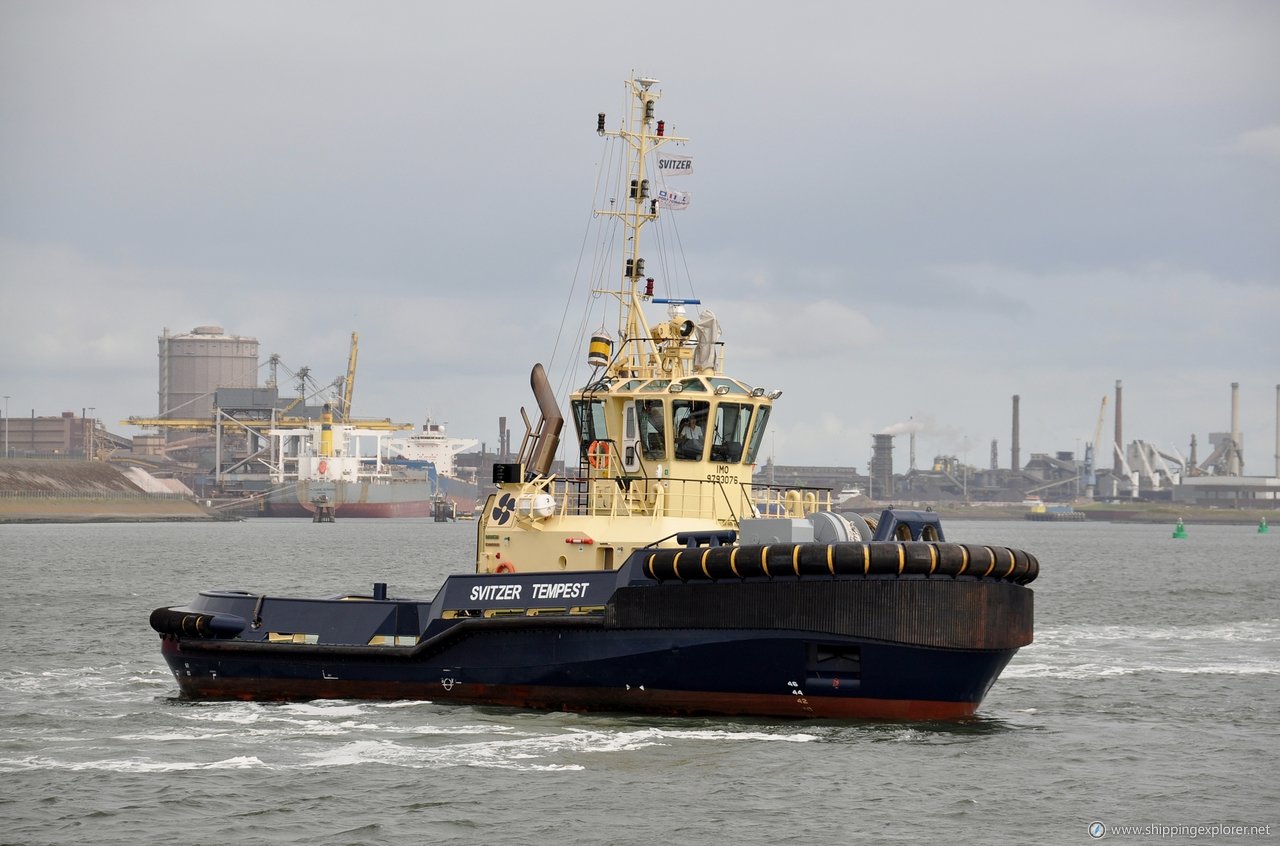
[755,382,1280,510]
[0,411,126,460]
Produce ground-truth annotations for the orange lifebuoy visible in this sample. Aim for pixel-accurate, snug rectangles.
[588,440,611,468]
[495,561,516,574]
[317,459,329,475]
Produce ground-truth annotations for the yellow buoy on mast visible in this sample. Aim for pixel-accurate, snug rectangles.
[588,331,612,368]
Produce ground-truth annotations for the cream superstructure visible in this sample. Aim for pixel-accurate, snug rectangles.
[475,76,831,574]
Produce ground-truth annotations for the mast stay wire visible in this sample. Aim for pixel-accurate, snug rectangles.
[547,111,625,397]
[544,81,702,466]
[545,85,631,469]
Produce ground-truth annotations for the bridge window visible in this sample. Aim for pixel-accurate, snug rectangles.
[571,399,608,462]
[708,378,750,396]
[635,399,666,460]
[672,399,709,461]
[744,405,771,464]
[710,403,751,463]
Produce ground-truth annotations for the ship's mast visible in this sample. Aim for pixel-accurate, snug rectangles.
[595,76,688,379]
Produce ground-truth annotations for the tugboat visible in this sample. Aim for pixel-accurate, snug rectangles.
[150,75,1038,719]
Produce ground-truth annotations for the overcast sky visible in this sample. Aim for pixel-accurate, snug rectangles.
[2,1,1277,474]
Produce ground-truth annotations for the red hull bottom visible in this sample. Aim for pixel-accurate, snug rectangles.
[258,500,434,518]
[175,678,980,721]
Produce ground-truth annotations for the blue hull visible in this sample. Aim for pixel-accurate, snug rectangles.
[162,626,1015,719]
[152,541,1035,720]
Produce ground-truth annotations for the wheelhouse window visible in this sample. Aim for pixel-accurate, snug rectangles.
[708,378,750,396]
[743,404,771,464]
[635,399,666,460]
[673,399,709,461]
[571,399,608,462]
[710,402,752,463]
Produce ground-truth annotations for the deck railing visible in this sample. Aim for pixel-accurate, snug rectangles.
[510,474,832,522]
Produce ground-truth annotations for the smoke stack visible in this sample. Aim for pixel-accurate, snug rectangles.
[1229,382,1242,476]
[871,434,894,499]
[1275,384,1279,478]
[1011,394,1020,471]
[1113,380,1123,475]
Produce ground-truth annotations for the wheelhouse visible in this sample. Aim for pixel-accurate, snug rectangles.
[569,376,772,475]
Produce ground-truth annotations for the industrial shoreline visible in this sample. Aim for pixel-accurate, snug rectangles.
[0,499,230,523]
[934,502,1273,526]
[2,495,1270,527]
[1,458,1272,526]
[0,458,227,523]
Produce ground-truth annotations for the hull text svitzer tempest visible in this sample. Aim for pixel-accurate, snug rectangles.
[151,75,1038,719]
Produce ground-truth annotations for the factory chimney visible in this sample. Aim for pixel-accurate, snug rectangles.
[871,434,895,499]
[1275,384,1279,478]
[1228,382,1242,476]
[1113,380,1123,476]
[1011,395,1020,472]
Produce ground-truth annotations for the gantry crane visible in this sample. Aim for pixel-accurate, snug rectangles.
[124,330,403,433]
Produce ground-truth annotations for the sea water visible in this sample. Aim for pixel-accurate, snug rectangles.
[0,519,1276,845]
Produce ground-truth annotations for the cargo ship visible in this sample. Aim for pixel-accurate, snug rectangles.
[383,417,477,477]
[256,404,436,518]
[150,75,1038,718]
[381,416,479,512]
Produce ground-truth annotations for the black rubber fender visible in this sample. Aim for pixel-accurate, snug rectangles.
[150,606,247,639]
[645,542,1039,585]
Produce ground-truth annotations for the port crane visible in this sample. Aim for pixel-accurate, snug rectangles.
[123,332,408,492]
[1083,395,1107,499]
[339,332,358,423]
[124,331,399,433]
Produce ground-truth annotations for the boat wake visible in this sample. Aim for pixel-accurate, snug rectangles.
[301,725,818,772]
[0,754,265,773]
[1004,620,1280,679]
[0,692,821,774]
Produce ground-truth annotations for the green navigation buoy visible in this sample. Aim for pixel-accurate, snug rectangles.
[1172,518,1188,539]
[1260,517,1271,535]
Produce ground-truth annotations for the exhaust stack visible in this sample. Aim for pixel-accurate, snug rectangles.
[1229,382,1242,476]
[1113,380,1123,476]
[871,434,895,498]
[527,363,564,478]
[1011,395,1020,472]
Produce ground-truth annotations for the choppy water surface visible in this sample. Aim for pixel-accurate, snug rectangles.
[1,519,1276,844]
